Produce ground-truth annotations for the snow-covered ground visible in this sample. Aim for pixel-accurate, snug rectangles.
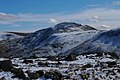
[0,53,120,80]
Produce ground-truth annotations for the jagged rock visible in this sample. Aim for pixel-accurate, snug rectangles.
[11,68,26,79]
[0,60,13,71]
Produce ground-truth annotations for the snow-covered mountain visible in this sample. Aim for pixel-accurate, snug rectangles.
[0,22,99,58]
[1,22,120,58]
[0,32,23,41]
[67,28,120,57]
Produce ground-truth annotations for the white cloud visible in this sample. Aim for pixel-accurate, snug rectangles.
[101,25,110,28]
[49,18,58,24]
[112,1,120,5]
[87,16,100,23]
[0,12,17,20]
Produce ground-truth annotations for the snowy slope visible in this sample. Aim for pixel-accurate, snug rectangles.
[17,22,98,57]
[0,22,99,58]
[0,32,23,41]
[32,30,99,57]
[67,28,120,57]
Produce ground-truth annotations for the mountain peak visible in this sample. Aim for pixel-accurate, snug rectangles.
[54,22,97,33]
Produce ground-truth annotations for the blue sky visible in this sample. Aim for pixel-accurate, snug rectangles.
[0,0,120,32]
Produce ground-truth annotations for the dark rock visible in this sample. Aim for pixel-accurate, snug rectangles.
[118,69,120,73]
[64,54,77,61]
[82,64,93,68]
[47,56,58,61]
[94,78,100,80]
[0,77,5,80]
[63,75,71,79]
[52,70,63,80]
[45,70,63,80]
[107,61,117,67]
[11,68,26,79]
[107,70,116,75]
[0,60,13,71]
[13,64,19,67]
[44,72,53,79]
[57,61,62,65]
[51,43,63,48]
[36,70,44,77]
[22,59,33,64]
[38,62,48,67]
[26,70,41,79]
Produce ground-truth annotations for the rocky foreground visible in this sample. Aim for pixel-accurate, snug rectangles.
[0,53,120,80]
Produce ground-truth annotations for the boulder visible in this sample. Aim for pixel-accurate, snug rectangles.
[0,60,13,71]
[11,68,26,79]
[26,70,44,79]
[52,70,63,80]
[36,70,44,77]
[64,54,77,61]
[44,72,53,79]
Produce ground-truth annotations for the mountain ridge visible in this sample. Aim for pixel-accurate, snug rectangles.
[66,28,120,57]
[0,22,120,58]
[0,22,99,58]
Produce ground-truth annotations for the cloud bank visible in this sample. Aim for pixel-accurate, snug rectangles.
[0,12,17,20]
[0,7,120,31]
